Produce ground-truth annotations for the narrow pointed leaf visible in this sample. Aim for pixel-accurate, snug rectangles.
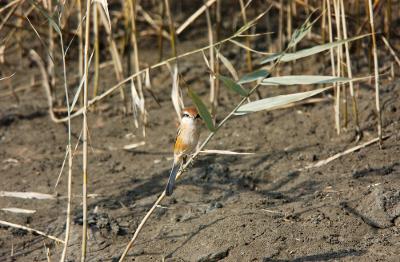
[219,75,248,96]
[261,34,369,64]
[261,75,349,85]
[235,87,332,115]
[287,15,313,49]
[238,69,270,84]
[188,88,215,132]
[217,52,238,80]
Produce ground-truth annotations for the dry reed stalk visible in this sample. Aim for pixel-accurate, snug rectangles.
[176,0,217,35]
[340,0,360,137]
[0,0,22,14]
[326,0,339,134]
[29,50,61,123]
[164,0,177,58]
[0,1,20,32]
[81,0,91,260]
[239,0,253,72]
[204,5,216,119]
[381,36,400,68]
[384,0,391,40]
[321,0,326,43]
[136,4,170,39]
[303,135,389,170]
[0,220,64,243]
[367,0,382,146]
[57,3,74,260]
[77,0,84,105]
[47,0,55,99]
[213,0,221,109]
[157,1,165,61]
[278,0,284,53]
[93,2,100,99]
[333,0,343,134]
[128,0,146,136]
[98,4,127,113]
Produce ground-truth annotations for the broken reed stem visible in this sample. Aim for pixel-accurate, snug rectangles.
[367,0,382,146]
[81,0,91,260]
[340,0,360,135]
[303,135,390,170]
[118,79,266,261]
[0,220,64,244]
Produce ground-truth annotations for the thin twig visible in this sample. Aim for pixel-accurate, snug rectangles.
[0,220,64,243]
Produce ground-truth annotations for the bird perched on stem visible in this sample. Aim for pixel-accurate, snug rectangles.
[166,107,201,196]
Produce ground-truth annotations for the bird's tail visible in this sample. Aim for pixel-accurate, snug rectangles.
[166,162,180,196]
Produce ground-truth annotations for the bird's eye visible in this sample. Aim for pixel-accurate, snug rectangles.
[182,113,189,118]
[195,114,201,119]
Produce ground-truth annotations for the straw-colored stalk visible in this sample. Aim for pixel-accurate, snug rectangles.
[326,0,339,134]
[128,0,146,136]
[98,4,127,113]
[340,0,360,136]
[278,0,284,53]
[47,0,55,97]
[239,0,253,72]
[81,0,91,260]
[367,0,382,146]
[205,5,216,119]
[77,0,84,105]
[214,0,221,109]
[58,7,73,261]
[164,0,177,58]
[333,0,343,133]
[93,2,100,99]
[158,1,165,61]
[321,0,326,43]
[384,0,391,40]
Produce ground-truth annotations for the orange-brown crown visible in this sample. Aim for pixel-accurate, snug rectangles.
[182,107,199,118]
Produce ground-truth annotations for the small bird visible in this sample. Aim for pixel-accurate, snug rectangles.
[166,107,201,196]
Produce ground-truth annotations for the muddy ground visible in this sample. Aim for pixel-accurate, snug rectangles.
[1,8,400,262]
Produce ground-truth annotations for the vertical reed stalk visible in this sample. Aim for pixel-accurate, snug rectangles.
[47,0,55,97]
[367,0,382,146]
[128,0,146,136]
[333,0,343,133]
[77,0,84,105]
[340,0,360,137]
[93,2,100,99]
[58,8,73,262]
[327,0,339,134]
[205,4,215,119]
[158,1,165,61]
[81,0,91,260]
[164,0,177,58]
[239,0,253,72]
